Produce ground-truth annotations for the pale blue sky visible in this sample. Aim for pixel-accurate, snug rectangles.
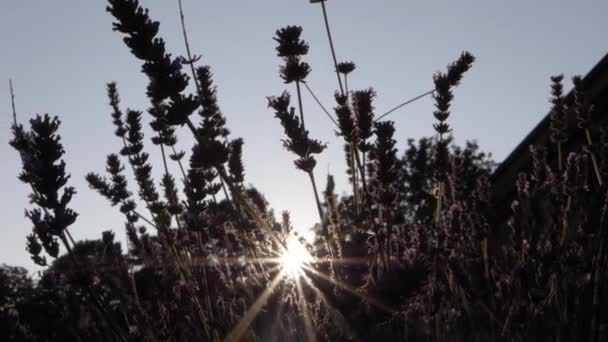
[1,0,607,269]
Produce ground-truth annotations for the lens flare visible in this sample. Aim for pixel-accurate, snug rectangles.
[280,235,313,278]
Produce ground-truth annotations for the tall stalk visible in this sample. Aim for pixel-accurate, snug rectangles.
[296,80,306,129]
[308,170,325,224]
[294,81,325,228]
[318,1,344,96]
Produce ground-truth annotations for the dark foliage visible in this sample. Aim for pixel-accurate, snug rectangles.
[6,1,608,341]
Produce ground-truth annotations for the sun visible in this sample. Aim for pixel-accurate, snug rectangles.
[280,234,313,278]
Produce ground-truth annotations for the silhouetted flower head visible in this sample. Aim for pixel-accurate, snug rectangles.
[268,92,326,172]
[107,82,126,138]
[274,26,312,84]
[549,74,567,144]
[148,104,179,147]
[324,174,336,197]
[196,66,229,138]
[445,52,475,87]
[10,115,78,266]
[191,139,230,170]
[432,52,475,181]
[170,150,185,161]
[122,110,144,156]
[294,156,318,172]
[86,173,113,202]
[572,75,594,130]
[161,174,182,216]
[334,92,356,143]
[433,52,475,131]
[352,88,376,150]
[108,0,184,90]
[370,121,399,208]
[274,26,309,57]
[280,56,311,84]
[25,234,46,266]
[343,143,354,182]
[108,0,198,130]
[337,61,356,75]
[120,110,164,217]
[189,65,231,171]
[182,167,211,232]
[106,155,131,204]
[165,94,200,126]
[228,138,245,185]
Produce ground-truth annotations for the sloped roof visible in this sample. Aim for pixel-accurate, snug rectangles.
[490,53,608,220]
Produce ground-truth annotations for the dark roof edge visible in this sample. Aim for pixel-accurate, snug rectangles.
[491,52,608,181]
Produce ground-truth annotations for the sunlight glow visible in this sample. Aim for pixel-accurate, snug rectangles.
[280,235,314,279]
[301,264,395,314]
[223,270,285,342]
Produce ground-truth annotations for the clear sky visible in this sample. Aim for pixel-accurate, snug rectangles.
[1,0,607,269]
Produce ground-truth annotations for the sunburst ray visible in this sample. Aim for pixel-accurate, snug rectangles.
[223,269,286,342]
[302,265,395,314]
[296,276,317,342]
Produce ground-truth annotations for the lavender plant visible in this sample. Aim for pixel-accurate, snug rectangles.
[6,1,608,341]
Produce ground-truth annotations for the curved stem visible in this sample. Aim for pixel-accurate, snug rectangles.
[302,81,338,127]
[375,89,435,122]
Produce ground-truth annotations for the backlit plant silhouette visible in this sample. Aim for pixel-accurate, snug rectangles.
[7,0,608,341]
